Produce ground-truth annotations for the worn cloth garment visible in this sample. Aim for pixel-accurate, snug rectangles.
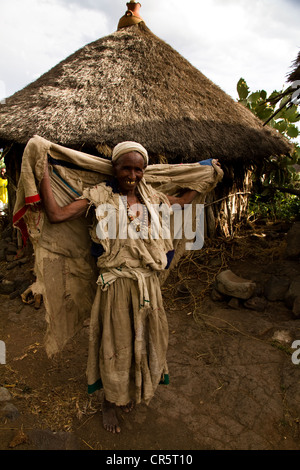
[82,181,172,404]
[112,141,149,166]
[0,177,8,205]
[13,135,223,360]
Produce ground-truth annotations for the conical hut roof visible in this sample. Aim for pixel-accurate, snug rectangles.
[288,50,300,83]
[0,20,291,164]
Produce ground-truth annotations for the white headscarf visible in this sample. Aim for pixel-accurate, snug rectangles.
[112,141,149,167]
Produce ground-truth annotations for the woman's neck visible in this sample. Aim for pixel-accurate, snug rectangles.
[124,190,139,206]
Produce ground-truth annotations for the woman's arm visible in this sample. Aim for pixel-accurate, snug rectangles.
[166,159,221,207]
[166,190,198,208]
[40,164,89,223]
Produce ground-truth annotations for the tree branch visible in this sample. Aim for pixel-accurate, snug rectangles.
[270,186,300,196]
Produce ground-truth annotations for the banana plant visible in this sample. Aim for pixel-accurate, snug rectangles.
[237,78,300,199]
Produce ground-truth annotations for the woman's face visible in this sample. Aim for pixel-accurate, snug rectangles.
[113,151,145,193]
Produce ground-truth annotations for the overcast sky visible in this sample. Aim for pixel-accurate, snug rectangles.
[0,0,299,103]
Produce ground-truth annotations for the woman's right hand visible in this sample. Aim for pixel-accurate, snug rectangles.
[40,161,89,223]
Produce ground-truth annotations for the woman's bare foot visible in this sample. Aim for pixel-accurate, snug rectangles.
[102,398,121,434]
[120,401,135,413]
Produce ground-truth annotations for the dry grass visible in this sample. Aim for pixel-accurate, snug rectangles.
[162,224,287,321]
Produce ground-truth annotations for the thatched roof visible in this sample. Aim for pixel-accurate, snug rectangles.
[288,51,300,83]
[0,21,291,164]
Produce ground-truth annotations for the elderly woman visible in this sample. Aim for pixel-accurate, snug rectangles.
[40,141,199,433]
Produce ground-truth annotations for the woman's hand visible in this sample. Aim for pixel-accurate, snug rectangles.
[40,163,89,223]
[167,189,198,208]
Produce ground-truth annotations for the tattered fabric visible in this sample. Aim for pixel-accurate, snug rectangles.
[81,181,172,403]
[13,135,223,362]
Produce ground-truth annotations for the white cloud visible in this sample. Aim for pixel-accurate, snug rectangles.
[0,0,299,102]
[143,0,299,98]
[0,0,109,97]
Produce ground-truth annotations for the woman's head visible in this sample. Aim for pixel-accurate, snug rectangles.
[112,141,148,193]
[112,141,148,167]
[112,151,145,193]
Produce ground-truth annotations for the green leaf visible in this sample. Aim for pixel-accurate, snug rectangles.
[280,96,291,108]
[286,124,299,138]
[260,90,267,100]
[283,105,300,123]
[237,78,249,100]
[256,106,274,121]
[294,145,300,158]
[274,120,287,133]
[238,99,247,107]
[248,91,261,103]
[268,90,282,102]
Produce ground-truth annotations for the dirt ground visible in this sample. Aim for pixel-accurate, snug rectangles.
[1,221,300,451]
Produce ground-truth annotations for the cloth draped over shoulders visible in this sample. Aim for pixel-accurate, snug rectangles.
[80,179,173,272]
[13,135,223,357]
[82,182,174,404]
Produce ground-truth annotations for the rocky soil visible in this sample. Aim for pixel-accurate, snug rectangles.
[1,220,300,452]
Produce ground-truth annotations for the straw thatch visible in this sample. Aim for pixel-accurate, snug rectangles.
[288,51,300,83]
[0,22,291,165]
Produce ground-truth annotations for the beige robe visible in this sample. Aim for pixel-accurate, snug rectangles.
[82,181,172,405]
[13,135,223,358]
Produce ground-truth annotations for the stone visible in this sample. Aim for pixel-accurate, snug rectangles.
[215,270,256,300]
[292,296,300,318]
[28,429,80,450]
[272,330,293,344]
[285,277,300,309]
[0,280,15,295]
[0,387,12,402]
[228,297,240,309]
[285,221,300,259]
[264,275,290,301]
[211,287,228,302]
[244,296,267,312]
[1,403,20,421]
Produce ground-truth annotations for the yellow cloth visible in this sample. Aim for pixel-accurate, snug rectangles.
[0,178,8,204]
